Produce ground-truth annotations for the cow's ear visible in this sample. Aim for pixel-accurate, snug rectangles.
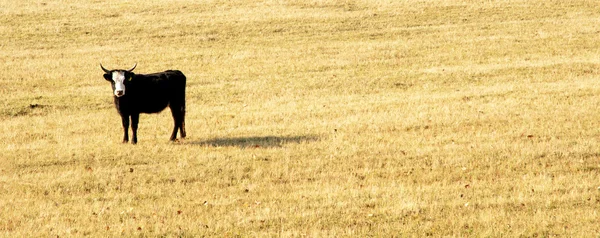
[126,72,134,81]
[103,74,112,81]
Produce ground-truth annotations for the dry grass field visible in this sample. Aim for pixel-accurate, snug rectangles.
[2,0,600,236]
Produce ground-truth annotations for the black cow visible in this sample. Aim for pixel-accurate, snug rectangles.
[101,63,186,144]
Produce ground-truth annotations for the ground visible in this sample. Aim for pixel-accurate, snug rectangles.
[1,0,600,236]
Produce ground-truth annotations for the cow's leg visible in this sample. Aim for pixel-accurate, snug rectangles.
[131,113,139,144]
[180,119,186,138]
[121,115,130,143]
[169,122,179,141]
[169,105,183,141]
[179,105,186,138]
[169,114,180,141]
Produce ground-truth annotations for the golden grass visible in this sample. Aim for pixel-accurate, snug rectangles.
[2,0,600,236]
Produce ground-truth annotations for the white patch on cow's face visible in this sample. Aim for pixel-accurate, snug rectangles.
[112,71,126,97]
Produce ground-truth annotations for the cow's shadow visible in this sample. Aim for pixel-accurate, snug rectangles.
[187,135,319,148]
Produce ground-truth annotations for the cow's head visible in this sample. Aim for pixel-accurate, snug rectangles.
[100,63,137,97]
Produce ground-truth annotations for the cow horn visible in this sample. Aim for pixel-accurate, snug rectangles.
[100,63,110,73]
[127,63,137,72]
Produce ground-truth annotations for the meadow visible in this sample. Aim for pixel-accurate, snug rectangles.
[1,0,600,236]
